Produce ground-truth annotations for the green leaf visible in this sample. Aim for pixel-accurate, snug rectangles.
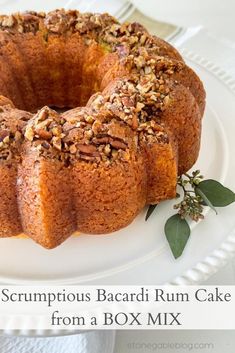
[145,204,158,221]
[196,179,235,207]
[165,214,191,259]
[195,187,218,215]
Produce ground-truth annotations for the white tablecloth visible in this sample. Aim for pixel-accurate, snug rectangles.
[0,331,116,353]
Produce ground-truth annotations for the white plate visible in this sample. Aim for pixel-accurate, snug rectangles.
[0,49,234,286]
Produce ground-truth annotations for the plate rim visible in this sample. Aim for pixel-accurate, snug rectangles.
[166,48,235,284]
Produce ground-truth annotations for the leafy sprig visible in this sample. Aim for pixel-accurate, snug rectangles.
[146,170,235,259]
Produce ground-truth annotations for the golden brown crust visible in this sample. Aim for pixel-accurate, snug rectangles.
[71,154,146,235]
[161,82,202,174]
[17,144,76,248]
[64,34,87,107]
[0,10,206,248]
[0,161,22,237]
[140,131,178,204]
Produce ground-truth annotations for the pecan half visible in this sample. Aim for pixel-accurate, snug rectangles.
[109,138,127,150]
[0,130,9,142]
[77,144,97,155]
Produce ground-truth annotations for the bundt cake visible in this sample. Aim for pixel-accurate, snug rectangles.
[0,10,206,249]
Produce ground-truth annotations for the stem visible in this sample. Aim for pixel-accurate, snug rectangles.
[184,173,191,179]
[175,171,205,221]
[181,184,187,197]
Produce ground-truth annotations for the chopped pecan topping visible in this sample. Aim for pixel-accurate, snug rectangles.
[44,9,77,34]
[0,12,41,33]
[24,107,63,151]
[0,108,27,161]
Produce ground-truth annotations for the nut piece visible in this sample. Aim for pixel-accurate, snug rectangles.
[37,109,48,121]
[104,144,111,155]
[77,144,97,154]
[0,130,9,142]
[69,144,77,154]
[1,15,15,28]
[34,128,52,140]
[24,126,34,141]
[109,139,127,150]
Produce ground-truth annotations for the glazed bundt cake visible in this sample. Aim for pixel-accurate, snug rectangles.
[0,10,206,249]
